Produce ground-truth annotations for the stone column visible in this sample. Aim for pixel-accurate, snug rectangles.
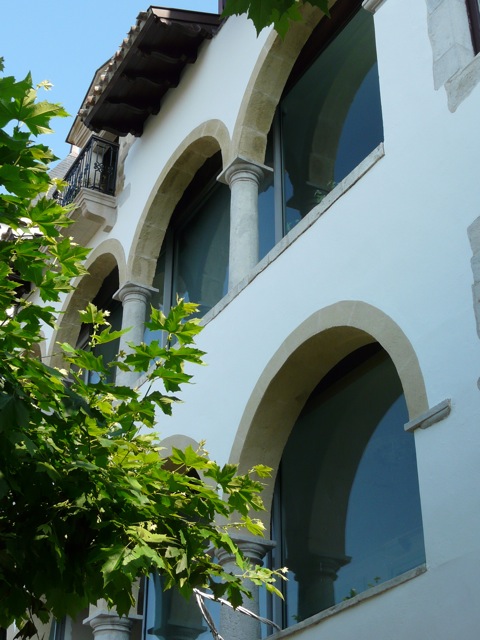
[114,281,157,387]
[166,591,206,640]
[219,157,273,290]
[217,535,275,640]
[85,613,133,640]
[294,554,350,621]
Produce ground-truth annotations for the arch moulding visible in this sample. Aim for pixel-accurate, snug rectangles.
[230,300,428,525]
[47,239,126,368]
[231,3,330,164]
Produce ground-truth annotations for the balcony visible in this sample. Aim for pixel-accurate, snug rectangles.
[57,136,119,207]
[57,136,119,245]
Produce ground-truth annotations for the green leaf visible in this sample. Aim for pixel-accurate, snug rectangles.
[222,0,329,37]
[0,58,282,630]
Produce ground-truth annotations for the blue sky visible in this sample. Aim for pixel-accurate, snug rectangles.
[0,1,219,160]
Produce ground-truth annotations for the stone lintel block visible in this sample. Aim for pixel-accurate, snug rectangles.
[236,126,269,164]
[242,89,278,135]
[426,0,444,14]
[429,0,474,87]
[470,254,480,282]
[446,53,480,111]
[434,45,474,89]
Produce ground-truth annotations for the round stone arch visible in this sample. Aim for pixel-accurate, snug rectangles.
[159,435,216,489]
[128,120,231,286]
[229,300,428,526]
[48,239,126,369]
[160,434,203,459]
[231,3,328,164]
[30,340,43,361]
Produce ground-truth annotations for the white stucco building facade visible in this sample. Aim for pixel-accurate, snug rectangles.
[38,0,480,639]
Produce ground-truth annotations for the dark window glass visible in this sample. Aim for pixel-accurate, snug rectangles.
[467,0,480,53]
[262,7,383,241]
[76,267,122,383]
[281,9,383,232]
[272,346,425,626]
[173,181,230,316]
[258,130,276,259]
[146,152,230,342]
[144,573,216,640]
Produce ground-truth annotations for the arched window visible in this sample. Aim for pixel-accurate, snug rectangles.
[146,152,230,342]
[271,344,425,627]
[76,267,122,383]
[258,2,384,257]
[143,465,218,640]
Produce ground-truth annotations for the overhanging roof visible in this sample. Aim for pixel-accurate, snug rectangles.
[78,7,221,137]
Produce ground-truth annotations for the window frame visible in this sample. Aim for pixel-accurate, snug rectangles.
[466,0,480,54]
[268,344,426,629]
[260,1,383,252]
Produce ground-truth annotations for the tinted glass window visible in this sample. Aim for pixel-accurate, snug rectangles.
[76,267,122,383]
[281,9,383,231]
[262,9,384,240]
[147,152,230,336]
[173,182,230,317]
[273,347,425,625]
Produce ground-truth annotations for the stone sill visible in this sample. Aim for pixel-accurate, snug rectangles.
[404,398,451,432]
[268,564,427,640]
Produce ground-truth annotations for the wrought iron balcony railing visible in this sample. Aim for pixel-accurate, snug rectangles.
[57,136,119,207]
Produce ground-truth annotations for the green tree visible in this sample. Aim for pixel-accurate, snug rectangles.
[0,59,283,637]
[222,0,329,36]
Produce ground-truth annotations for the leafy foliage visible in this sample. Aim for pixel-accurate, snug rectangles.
[0,59,284,636]
[222,0,330,37]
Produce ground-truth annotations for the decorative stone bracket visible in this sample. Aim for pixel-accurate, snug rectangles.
[65,188,117,246]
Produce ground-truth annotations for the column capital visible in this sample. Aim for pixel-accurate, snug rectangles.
[217,534,276,567]
[114,281,158,303]
[83,611,135,632]
[217,156,273,187]
[291,553,351,582]
[362,0,386,13]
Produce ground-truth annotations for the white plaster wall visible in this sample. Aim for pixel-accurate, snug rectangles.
[131,3,480,637]
[45,1,480,637]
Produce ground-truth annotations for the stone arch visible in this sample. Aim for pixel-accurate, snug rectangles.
[231,3,328,164]
[31,341,43,361]
[129,120,231,286]
[159,435,216,488]
[160,434,203,459]
[48,239,126,368]
[230,300,428,526]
